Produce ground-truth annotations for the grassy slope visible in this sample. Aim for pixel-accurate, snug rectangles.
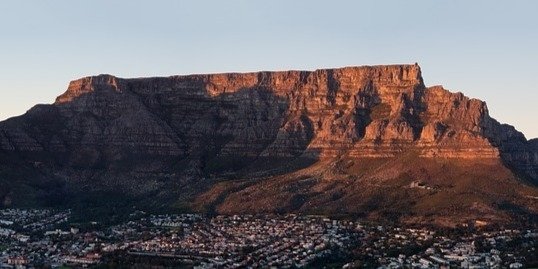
[193,154,538,227]
[0,152,68,208]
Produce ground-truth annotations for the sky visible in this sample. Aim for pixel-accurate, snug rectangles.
[0,0,537,138]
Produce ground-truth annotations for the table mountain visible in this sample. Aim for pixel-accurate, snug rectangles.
[0,64,536,226]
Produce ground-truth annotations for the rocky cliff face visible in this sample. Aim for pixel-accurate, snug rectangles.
[0,64,536,223]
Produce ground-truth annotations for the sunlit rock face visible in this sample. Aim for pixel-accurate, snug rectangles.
[0,63,536,223]
[0,64,536,182]
[0,64,538,224]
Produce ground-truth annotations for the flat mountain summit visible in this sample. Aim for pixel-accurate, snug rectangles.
[0,64,536,226]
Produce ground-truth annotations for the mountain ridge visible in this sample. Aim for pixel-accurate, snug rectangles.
[0,64,536,226]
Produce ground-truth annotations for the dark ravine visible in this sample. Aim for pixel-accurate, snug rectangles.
[0,64,536,225]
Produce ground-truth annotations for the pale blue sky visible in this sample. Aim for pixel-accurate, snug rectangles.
[0,1,537,138]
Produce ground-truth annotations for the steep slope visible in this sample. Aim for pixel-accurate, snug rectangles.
[0,64,536,224]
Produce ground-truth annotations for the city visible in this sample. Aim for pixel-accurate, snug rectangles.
[0,209,536,268]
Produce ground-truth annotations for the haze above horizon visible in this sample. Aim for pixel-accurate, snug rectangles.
[1,0,537,138]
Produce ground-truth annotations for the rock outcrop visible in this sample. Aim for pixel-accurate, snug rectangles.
[0,64,536,223]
